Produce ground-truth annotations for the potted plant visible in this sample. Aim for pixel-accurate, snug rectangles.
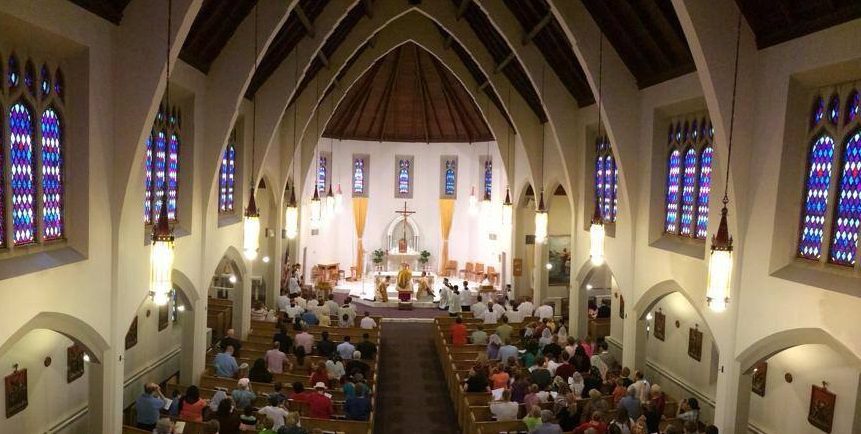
[372,249,386,271]
[419,250,431,271]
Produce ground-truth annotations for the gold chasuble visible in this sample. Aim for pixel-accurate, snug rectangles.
[396,267,413,290]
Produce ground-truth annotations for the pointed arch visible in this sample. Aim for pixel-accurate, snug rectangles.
[0,312,109,364]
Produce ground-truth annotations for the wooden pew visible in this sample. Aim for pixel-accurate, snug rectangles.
[299,416,372,434]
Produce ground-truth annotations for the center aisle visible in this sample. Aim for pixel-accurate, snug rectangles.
[375,322,460,434]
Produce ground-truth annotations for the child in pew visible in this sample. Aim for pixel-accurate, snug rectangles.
[276,412,307,434]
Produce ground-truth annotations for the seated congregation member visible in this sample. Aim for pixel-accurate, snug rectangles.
[309,363,329,388]
[289,382,312,402]
[533,409,565,434]
[556,398,582,432]
[489,365,510,390]
[337,336,356,359]
[214,345,241,378]
[249,358,274,383]
[265,341,290,374]
[177,385,208,422]
[344,383,372,421]
[574,411,608,434]
[471,327,488,345]
[271,382,288,406]
[251,302,270,321]
[568,372,585,397]
[529,359,553,391]
[495,316,514,343]
[155,417,175,434]
[238,405,258,430]
[463,368,490,392]
[360,311,377,329]
[649,384,666,415]
[220,329,243,358]
[346,352,371,378]
[523,405,543,431]
[314,305,331,327]
[257,395,291,431]
[498,341,520,366]
[272,325,293,354]
[489,389,519,420]
[316,331,336,358]
[486,334,502,360]
[300,308,319,326]
[134,383,167,430]
[510,371,531,403]
[325,355,346,381]
[543,335,564,360]
[581,389,610,418]
[258,416,278,434]
[450,317,468,346]
[631,370,651,402]
[231,378,257,410]
[523,384,544,409]
[294,325,314,354]
[677,397,700,422]
[356,333,377,360]
[611,407,636,434]
[277,412,308,434]
[556,355,576,382]
[214,397,242,434]
[307,382,335,419]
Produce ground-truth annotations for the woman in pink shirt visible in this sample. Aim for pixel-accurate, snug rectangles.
[264,341,289,373]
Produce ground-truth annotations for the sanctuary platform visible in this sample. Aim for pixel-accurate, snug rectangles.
[332,272,498,309]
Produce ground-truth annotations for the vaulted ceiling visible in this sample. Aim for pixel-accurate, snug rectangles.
[323,42,493,143]
[66,0,861,134]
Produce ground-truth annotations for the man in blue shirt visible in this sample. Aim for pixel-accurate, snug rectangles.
[300,309,319,326]
[344,383,372,421]
[214,345,240,378]
[134,383,166,430]
[337,336,356,360]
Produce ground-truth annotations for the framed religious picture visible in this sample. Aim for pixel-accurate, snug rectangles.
[688,327,703,361]
[808,385,836,433]
[5,369,27,418]
[653,310,666,341]
[158,301,170,331]
[618,295,625,319]
[513,258,523,277]
[751,361,767,397]
[67,344,85,383]
[125,316,138,350]
[547,236,572,286]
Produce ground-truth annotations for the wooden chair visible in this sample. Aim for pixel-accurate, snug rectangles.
[485,266,499,284]
[471,263,485,281]
[459,262,474,279]
[444,260,458,277]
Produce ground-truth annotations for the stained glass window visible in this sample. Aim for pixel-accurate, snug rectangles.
[602,155,616,221]
[398,159,411,195]
[9,102,36,245]
[167,133,179,221]
[24,61,35,95]
[144,103,180,224]
[664,116,713,239]
[696,146,714,239]
[595,155,604,209]
[41,108,63,240]
[811,96,825,128]
[444,160,456,196]
[40,64,51,97]
[54,68,64,102]
[8,55,19,90]
[483,159,492,198]
[680,148,698,236]
[219,140,236,213]
[594,136,617,223]
[798,134,835,260]
[352,157,365,195]
[316,155,328,193]
[829,129,861,266]
[664,149,681,233]
[827,94,840,126]
[847,90,859,124]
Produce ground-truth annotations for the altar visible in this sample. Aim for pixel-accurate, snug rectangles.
[386,252,420,270]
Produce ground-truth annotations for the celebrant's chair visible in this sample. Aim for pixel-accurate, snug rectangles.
[459,262,474,279]
[471,263,485,281]
[486,266,499,284]
[444,260,458,277]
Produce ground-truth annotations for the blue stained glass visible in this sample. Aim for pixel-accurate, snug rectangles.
[24,61,35,94]
[444,160,456,196]
[167,133,179,221]
[827,94,840,125]
[316,156,327,193]
[398,159,410,195]
[484,159,492,197]
[692,120,699,141]
[829,130,861,266]
[54,69,64,101]
[41,108,63,240]
[0,105,4,247]
[696,146,714,239]
[680,148,698,236]
[595,155,604,210]
[603,155,615,221]
[9,102,35,245]
[40,64,50,96]
[798,134,835,259]
[353,158,365,194]
[144,133,154,223]
[219,143,236,212]
[847,91,859,124]
[665,149,681,233]
[8,55,19,89]
[145,131,168,224]
[674,123,682,142]
[812,96,825,128]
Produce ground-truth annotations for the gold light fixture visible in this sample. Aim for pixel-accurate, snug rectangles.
[150,0,174,306]
[707,13,742,313]
[589,35,606,266]
[502,186,513,227]
[284,54,300,240]
[534,64,548,244]
[243,4,260,261]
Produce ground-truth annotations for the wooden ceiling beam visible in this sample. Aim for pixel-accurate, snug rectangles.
[522,12,554,45]
[444,34,454,50]
[317,51,330,69]
[295,4,316,38]
[414,47,430,143]
[457,0,473,21]
[363,0,373,18]
[494,52,516,74]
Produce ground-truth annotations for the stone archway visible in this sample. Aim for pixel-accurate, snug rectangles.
[570,261,622,349]
[210,246,249,339]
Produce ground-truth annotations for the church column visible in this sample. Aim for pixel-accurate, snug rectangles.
[624,307,647,373]
[532,242,548,304]
[236,274,251,340]
[87,346,122,433]
[179,296,207,386]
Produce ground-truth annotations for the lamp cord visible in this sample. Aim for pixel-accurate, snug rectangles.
[723,12,742,205]
[250,4,258,190]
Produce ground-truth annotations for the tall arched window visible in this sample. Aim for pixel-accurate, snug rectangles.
[352,154,368,197]
[398,159,411,195]
[0,52,66,248]
[445,161,457,197]
[594,136,618,223]
[316,155,328,193]
[663,115,713,239]
[483,159,492,198]
[144,103,181,224]
[797,87,861,266]
[218,130,237,213]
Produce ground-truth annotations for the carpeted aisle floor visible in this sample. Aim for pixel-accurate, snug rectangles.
[375,322,460,434]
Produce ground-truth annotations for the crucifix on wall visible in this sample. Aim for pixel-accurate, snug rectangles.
[395,201,415,253]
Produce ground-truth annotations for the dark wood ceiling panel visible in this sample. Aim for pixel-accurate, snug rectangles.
[451,0,547,122]
[324,42,493,143]
[502,0,594,106]
[246,0,330,98]
[581,0,695,89]
[736,0,861,49]
[180,0,258,74]
[66,0,132,24]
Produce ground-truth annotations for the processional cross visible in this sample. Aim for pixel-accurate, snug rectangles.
[394,201,415,253]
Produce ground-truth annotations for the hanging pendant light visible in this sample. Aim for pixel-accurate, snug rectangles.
[325,183,335,218]
[310,187,322,229]
[707,13,742,313]
[589,34,606,266]
[284,183,298,239]
[243,4,260,261]
[243,185,260,260]
[501,85,514,227]
[534,189,548,244]
[150,0,174,306]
